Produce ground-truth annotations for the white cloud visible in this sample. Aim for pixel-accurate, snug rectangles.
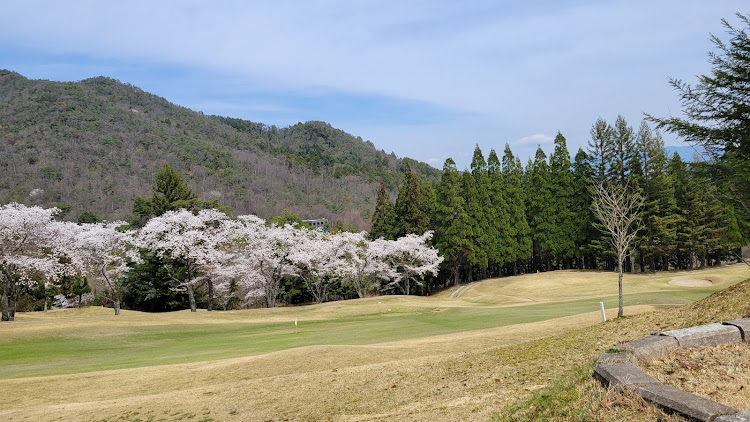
[514,134,554,145]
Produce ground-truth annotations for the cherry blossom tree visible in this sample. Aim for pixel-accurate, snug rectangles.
[334,232,395,298]
[231,215,302,308]
[135,209,232,312]
[380,231,443,295]
[0,203,78,321]
[73,222,138,315]
[289,230,342,303]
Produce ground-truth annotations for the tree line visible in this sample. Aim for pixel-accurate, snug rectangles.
[0,164,443,321]
[371,117,749,288]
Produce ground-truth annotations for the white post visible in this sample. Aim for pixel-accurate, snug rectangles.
[600,302,607,322]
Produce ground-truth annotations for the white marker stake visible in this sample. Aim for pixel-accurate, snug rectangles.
[295,318,298,333]
[600,302,607,322]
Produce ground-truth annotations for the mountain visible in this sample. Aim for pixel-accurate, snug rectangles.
[0,70,440,228]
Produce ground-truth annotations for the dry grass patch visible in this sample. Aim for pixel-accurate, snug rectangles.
[641,342,750,411]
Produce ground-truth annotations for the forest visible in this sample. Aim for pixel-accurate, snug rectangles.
[371,116,749,286]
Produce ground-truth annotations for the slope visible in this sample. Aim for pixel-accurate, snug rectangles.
[0,70,439,226]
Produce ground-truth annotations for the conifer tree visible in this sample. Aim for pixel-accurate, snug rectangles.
[525,147,555,271]
[588,118,614,183]
[433,159,472,285]
[571,149,597,268]
[608,115,636,187]
[370,180,396,240]
[394,160,429,237]
[487,149,512,275]
[469,145,492,278]
[501,145,532,274]
[548,133,576,267]
[635,125,679,271]
[461,170,486,281]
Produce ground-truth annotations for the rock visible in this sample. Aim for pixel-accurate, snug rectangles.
[636,383,738,422]
[723,318,750,341]
[620,335,678,359]
[659,323,742,347]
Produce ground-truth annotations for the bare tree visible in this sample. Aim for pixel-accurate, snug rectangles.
[591,182,643,318]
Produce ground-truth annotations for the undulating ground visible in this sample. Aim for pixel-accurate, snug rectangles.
[1,265,749,421]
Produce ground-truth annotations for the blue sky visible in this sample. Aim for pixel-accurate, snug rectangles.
[1,1,747,169]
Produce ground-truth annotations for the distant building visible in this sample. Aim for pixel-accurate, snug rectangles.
[302,218,327,232]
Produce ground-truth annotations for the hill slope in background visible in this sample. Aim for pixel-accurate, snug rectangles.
[0,70,440,227]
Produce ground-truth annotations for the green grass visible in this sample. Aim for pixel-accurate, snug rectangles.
[0,282,732,379]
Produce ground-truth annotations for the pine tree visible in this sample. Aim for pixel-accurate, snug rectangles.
[394,160,429,237]
[502,145,532,274]
[370,180,396,240]
[433,158,473,285]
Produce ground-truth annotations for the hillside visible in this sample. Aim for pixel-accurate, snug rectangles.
[0,70,440,227]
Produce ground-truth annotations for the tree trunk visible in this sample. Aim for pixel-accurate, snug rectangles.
[453,266,460,286]
[113,300,121,316]
[44,296,48,313]
[187,284,197,312]
[617,260,624,318]
[207,279,214,311]
[1,278,10,321]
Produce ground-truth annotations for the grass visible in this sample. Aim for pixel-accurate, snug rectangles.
[1,264,749,421]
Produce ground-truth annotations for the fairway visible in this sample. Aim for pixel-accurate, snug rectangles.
[2,265,749,421]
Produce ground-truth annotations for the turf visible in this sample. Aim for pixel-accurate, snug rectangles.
[1,264,748,421]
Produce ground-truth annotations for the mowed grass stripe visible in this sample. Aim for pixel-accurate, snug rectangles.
[0,287,718,379]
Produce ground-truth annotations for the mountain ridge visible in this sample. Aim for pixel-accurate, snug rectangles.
[0,70,440,228]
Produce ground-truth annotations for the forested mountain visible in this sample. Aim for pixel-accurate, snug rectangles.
[0,70,439,227]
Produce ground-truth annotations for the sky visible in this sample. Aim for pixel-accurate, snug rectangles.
[1,1,747,169]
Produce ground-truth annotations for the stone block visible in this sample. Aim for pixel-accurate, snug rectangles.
[723,318,750,341]
[716,411,750,422]
[620,335,678,359]
[595,352,632,365]
[636,383,738,422]
[659,323,742,347]
[593,363,660,388]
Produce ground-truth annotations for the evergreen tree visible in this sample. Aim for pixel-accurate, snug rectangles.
[548,133,576,267]
[370,180,396,240]
[635,125,679,271]
[433,159,472,285]
[394,160,429,237]
[588,117,614,183]
[608,115,636,186]
[525,147,555,271]
[647,13,750,220]
[469,145,492,278]
[571,149,597,268]
[501,145,532,274]
[668,153,706,269]
[487,149,512,275]
[132,163,227,225]
[461,170,486,281]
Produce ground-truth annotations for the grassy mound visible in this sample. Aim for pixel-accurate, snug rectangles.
[496,275,750,421]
